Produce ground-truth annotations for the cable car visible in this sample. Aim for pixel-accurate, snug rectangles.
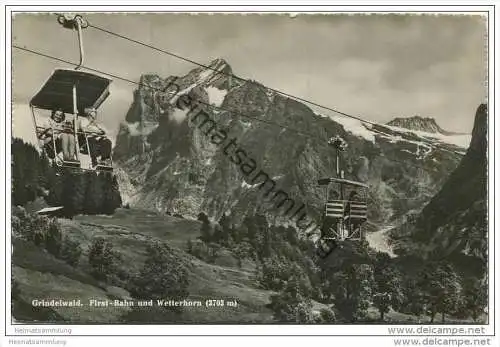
[315,136,369,258]
[29,14,113,172]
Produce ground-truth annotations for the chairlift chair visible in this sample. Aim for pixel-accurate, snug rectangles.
[315,177,369,257]
[314,136,369,257]
[29,14,113,173]
[30,68,113,172]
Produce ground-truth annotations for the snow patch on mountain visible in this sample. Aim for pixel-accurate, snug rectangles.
[241,181,259,189]
[327,114,377,143]
[171,108,190,124]
[205,86,227,107]
[127,121,158,136]
[241,175,283,190]
[126,122,143,136]
[431,133,471,149]
[170,69,219,105]
[314,109,470,149]
[386,124,471,149]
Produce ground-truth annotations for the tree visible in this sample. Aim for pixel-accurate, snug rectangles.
[242,214,271,259]
[461,276,487,322]
[44,219,63,257]
[261,256,294,291]
[46,170,64,206]
[400,277,427,321]
[198,213,212,242]
[372,252,404,321]
[83,172,104,214]
[131,242,189,300]
[230,221,243,244]
[217,213,232,245]
[37,152,53,191]
[232,241,254,267]
[207,243,221,263]
[211,223,224,244]
[269,274,315,323]
[285,226,299,246]
[419,262,462,323]
[102,174,122,214]
[242,215,258,244]
[330,263,374,322]
[197,212,209,222]
[373,292,392,321]
[12,139,28,206]
[59,237,82,267]
[319,307,336,323]
[88,238,120,281]
[62,170,86,216]
[12,138,46,206]
[186,238,193,254]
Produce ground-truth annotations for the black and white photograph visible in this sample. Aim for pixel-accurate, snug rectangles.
[3,4,498,345]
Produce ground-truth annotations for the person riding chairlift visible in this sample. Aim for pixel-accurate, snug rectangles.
[78,107,112,167]
[60,117,78,162]
[345,190,362,233]
[39,109,64,159]
[328,189,340,201]
[39,109,77,162]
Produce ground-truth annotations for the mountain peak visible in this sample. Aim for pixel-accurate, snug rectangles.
[387,115,447,134]
[209,57,229,66]
[468,103,487,154]
[207,58,232,74]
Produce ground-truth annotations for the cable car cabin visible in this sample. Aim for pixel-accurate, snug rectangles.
[316,177,368,257]
[30,69,114,172]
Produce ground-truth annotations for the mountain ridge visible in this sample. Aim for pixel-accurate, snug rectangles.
[387,115,469,136]
[113,59,467,233]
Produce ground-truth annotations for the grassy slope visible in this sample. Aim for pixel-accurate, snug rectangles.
[13,208,474,324]
[12,208,276,323]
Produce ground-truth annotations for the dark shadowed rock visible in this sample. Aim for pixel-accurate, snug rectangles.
[392,103,487,273]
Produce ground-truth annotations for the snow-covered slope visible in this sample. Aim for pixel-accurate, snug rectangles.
[384,124,471,149]
[320,112,471,150]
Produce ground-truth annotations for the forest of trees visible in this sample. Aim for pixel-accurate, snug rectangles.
[191,212,488,323]
[12,138,122,216]
[12,138,55,206]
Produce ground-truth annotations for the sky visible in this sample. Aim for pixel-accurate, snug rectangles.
[12,13,487,143]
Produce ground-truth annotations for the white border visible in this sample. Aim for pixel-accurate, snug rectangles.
[2,3,497,340]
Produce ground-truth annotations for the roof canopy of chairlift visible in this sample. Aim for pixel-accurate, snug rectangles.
[318,177,369,188]
[30,69,111,115]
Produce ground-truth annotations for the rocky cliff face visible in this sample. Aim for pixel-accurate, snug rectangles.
[387,116,452,134]
[113,59,468,234]
[392,104,487,272]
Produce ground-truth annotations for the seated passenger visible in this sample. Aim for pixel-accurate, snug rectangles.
[60,117,78,162]
[79,108,113,167]
[328,189,340,201]
[349,191,360,202]
[345,191,362,231]
[39,109,65,159]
